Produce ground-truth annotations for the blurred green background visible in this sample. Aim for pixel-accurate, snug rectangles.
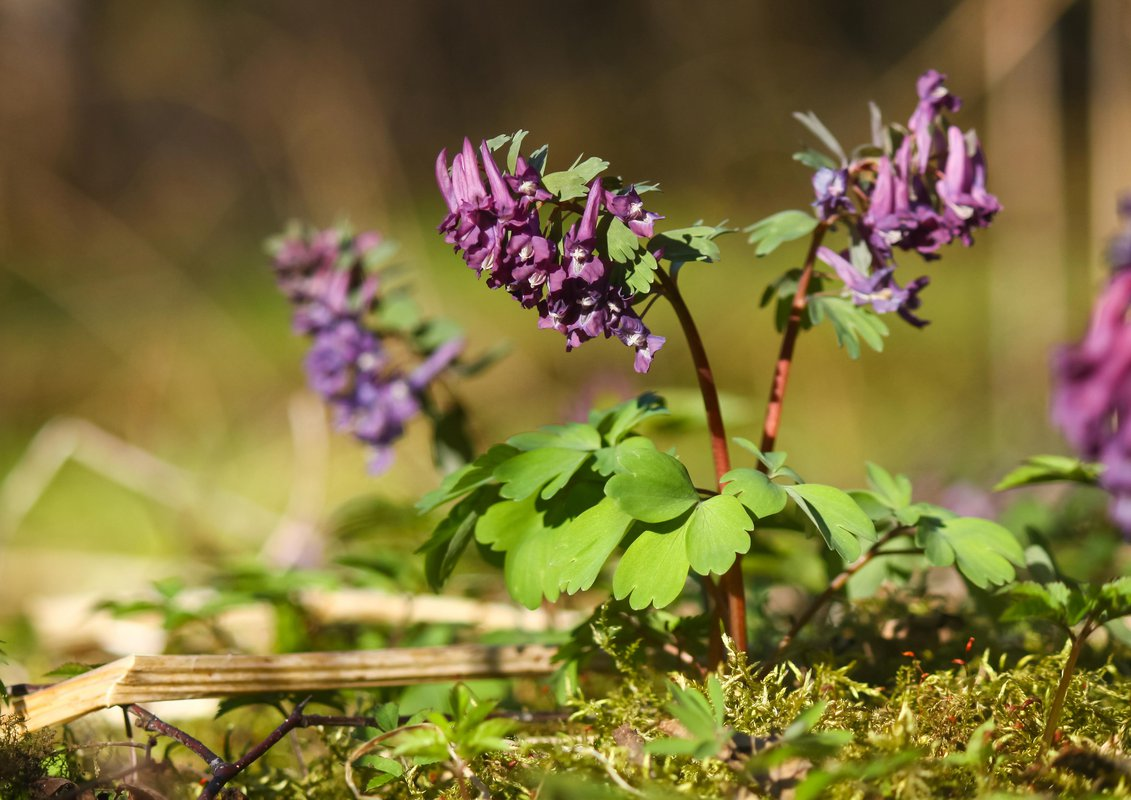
[1,1,1130,668]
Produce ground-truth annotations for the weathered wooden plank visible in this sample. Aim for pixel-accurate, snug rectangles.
[12,643,558,731]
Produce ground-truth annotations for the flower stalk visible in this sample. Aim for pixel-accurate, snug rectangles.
[654,267,744,658]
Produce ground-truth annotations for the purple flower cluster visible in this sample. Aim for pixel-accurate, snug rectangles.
[436,138,665,373]
[270,227,463,473]
[1052,199,1131,535]
[813,70,1001,327]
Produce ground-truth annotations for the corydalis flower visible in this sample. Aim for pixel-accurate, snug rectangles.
[604,186,664,238]
[812,168,852,222]
[859,70,999,262]
[817,247,929,327]
[270,226,463,474]
[808,70,1001,330]
[1052,198,1131,536]
[435,136,665,373]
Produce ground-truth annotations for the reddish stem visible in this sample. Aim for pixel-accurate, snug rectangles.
[655,268,744,659]
[759,223,829,454]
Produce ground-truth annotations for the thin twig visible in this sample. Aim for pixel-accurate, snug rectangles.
[758,221,830,454]
[1040,613,1099,753]
[756,527,911,679]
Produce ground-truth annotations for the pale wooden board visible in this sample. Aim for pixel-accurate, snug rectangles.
[13,643,558,731]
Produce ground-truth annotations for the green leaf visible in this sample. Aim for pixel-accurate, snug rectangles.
[493,448,591,501]
[605,446,699,523]
[527,143,549,174]
[685,495,753,576]
[994,455,1103,491]
[918,517,1024,588]
[485,132,511,151]
[731,437,801,482]
[552,497,634,594]
[45,662,101,679]
[808,296,888,359]
[785,484,877,562]
[542,156,609,201]
[612,523,692,610]
[414,318,464,351]
[417,445,518,512]
[792,111,847,164]
[374,291,421,332]
[1002,581,1074,625]
[418,489,493,591]
[648,224,731,264]
[360,755,404,786]
[623,248,659,294]
[591,392,668,445]
[475,493,543,553]
[508,423,601,452]
[865,462,913,510]
[721,468,787,518]
[475,494,558,609]
[744,210,818,257]
[506,130,529,173]
[605,217,641,263]
[793,148,840,171]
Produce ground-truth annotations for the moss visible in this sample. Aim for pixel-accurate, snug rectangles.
[0,715,59,798]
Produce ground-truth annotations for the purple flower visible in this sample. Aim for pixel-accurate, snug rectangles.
[604,186,664,238]
[612,313,666,373]
[1052,199,1131,536]
[270,225,464,473]
[907,69,961,173]
[1112,194,1131,269]
[559,180,607,285]
[935,127,1001,246]
[435,136,668,372]
[505,156,553,207]
[817,246,930,327]
[812,168,852,221]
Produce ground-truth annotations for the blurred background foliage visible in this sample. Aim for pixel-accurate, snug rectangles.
[1,1,1130,673]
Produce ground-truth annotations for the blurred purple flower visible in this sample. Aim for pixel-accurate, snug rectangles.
[817,246,930,327]
[270,225,463,473]
[1052,200,1131,535]
[935,127,1001,246]
[812,167,852,222]
[907,69,961,173]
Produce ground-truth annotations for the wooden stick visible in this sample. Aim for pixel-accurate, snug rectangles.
[12,643,558,731]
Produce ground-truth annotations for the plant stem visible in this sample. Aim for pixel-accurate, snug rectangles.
[759,222,829,454]
[1041,614,1098,753]
[654,267,744,658]
[755,527,908,679]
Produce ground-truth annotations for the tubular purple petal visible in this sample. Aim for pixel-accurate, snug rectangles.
[435,149,457,213]
[579,178,603,240]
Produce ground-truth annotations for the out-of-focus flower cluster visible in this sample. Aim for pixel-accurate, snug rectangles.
[813,70,1001,327]
[270,226,463,473]
[1052,198,1131,536]
[436,139,665,373]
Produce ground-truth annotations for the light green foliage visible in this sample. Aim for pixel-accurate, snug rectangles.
[605,445,699,523]
[808,295,889,359]
[542,155,610,200]
[792,110,847,164]
[744,210,819,257]
[646,675,733,759]
[916,517,1024,589]
[785,483,877,562]
[648,223,731,264]
[721,468,788,518]
[1004,578,1131,630]
[995,455,1103,491]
